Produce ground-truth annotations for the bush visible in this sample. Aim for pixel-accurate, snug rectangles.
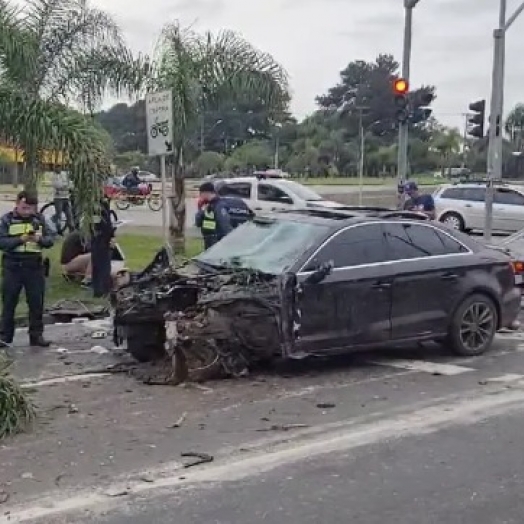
[0,357,35,439]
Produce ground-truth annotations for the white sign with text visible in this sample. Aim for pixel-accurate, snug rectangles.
[146,89,173,156]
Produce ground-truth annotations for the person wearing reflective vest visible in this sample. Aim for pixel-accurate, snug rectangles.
[195,182,233,249]
[0,191,55,347]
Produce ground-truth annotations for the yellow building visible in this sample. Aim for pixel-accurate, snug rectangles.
[0,145,65,165]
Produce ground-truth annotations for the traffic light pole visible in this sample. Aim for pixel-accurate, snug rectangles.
[484,0,524,240]
[397,2,416,188]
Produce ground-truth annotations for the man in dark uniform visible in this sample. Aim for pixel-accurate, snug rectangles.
[0,191,54,347]
[195,182,233,249]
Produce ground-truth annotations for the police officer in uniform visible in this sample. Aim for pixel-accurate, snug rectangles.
[0,191,54,347]
[195,182,233,249]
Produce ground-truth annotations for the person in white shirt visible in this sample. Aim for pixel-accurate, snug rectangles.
[51,167,74,233]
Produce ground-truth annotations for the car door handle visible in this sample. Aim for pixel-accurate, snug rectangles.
[372,281,392,289]
[254,207,262,211]
[441,272,458,280]
[464,204,472,208]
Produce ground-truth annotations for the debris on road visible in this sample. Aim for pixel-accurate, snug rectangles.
[256,423,309,432]
[0,490,9,504]
[168,411,187,428]
[180,451,214,468]
[316,402,336,409]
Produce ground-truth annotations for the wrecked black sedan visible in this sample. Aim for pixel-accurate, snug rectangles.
[113,208,521,381]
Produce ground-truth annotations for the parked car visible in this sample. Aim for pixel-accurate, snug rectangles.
[434,182,524,233]
[213,176,345,213]
[114,208,520,376]
[496,230,524,290]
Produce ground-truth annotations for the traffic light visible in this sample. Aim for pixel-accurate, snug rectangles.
[410,91,434,124]
[392,78,409,123]
[467,99,485,138]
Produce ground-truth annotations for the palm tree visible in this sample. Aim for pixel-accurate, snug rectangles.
[0,0,143,220]
[148,23,289,251]
[431,127,462,177]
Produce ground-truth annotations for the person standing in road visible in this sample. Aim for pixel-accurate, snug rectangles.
[51,166,74,233]
[403,181,436,219]
[195,182,233,249]
[0,191,54,347]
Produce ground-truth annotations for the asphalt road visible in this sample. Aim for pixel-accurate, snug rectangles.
[4,324,524,523]
[75,412,524,524]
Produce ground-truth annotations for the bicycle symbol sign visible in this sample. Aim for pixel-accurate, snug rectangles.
[150,120,169,138]
[146,89,173,156]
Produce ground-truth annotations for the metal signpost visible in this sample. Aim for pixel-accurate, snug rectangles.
[484,0,524,241]
[146,89,173,250]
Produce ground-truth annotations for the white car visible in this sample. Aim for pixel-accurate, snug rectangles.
[214,177,344,213]
[434,182,524,233]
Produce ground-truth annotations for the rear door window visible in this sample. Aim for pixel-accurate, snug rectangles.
[384,223,468,260]
[258,184,294,204]
[440,187,484,202]
[494,189,524,206]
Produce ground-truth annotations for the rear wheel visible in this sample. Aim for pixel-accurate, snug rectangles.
[40,202,68,235]
[439,211,465,231]
[447,293,498,356]
[147,194,163,211]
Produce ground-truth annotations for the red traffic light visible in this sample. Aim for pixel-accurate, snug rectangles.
[393,78,409,95]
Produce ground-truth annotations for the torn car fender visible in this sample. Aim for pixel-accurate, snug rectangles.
[278,272,300,357]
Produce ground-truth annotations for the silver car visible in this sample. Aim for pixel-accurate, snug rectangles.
[434,182,524,233]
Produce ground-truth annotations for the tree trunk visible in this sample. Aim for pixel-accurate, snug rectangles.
[168,148,186,254]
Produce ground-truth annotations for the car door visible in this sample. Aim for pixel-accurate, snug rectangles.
[459,187,486,230]
[383,222,471,340]
[493,188,524,232]
[295,223,392,354]
[256,183,295,212]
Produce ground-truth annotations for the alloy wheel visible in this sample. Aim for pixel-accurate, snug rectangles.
[459,301,495,352]
[443,215,461,229]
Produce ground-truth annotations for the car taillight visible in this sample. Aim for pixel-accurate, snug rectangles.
[512,260,524,274]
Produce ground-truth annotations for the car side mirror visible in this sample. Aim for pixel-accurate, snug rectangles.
[304,261,333,285]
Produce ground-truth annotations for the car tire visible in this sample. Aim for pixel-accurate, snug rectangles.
[447,293,498,357]
[125,323,166,363]
[439,211,465,231]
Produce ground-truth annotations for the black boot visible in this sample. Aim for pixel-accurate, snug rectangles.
[30,335,50,347]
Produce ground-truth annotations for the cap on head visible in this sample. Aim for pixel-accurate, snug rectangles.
[16,190,38,206]
[199,182,216,194]
[404,181,418,193]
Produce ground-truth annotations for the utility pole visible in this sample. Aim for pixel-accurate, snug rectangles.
[356,107,369,205]
[484,0,524,241]
[461,112,471,169]
[273,123,282,170]
[397,0,420,183]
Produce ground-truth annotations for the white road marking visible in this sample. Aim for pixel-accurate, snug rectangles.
[368,358,475,375]
[20,372,111,388]
[5,385,524,522]
[487,373,524,383]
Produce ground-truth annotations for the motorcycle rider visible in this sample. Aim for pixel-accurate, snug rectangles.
[195,182,233,249]
[122,167,141,195]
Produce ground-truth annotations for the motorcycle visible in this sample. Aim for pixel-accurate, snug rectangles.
[104,181,163,212]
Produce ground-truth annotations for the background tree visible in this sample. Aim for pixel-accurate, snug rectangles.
[147,22,289,250]
[0,0,142,212]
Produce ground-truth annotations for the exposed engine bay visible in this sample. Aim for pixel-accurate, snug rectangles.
[112,249,296,382]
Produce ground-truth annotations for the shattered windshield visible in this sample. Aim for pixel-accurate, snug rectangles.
[195,218,331,274]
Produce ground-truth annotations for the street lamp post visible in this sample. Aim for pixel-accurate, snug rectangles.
[274,123,282,170]
[397,0,420,184]
[356,107,370,205]
[484,0,524,241]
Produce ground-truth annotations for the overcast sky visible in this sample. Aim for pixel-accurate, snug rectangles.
[92,0,523,130]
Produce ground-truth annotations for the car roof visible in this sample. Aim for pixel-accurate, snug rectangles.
[437,181,524,191]
[258,207,432,226]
